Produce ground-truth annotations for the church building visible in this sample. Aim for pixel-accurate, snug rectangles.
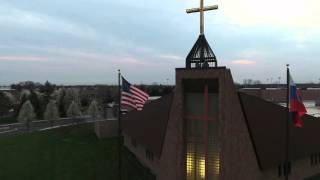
[120,1,320,180]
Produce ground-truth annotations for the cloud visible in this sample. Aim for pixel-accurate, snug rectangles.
[231,60,256,65]
[221,0,320,29]
[0,4,98,39]
[115,56,147,65]
[157,54,184,61]
[0,55,51,62]
[238,50,265,58]
[5,44,182,65]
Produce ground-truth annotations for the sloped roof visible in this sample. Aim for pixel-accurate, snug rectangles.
[239,92,320,170]
[122,93,173,158]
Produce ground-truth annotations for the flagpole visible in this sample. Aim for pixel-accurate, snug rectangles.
[118,69,122,180]
[285,64,290,180]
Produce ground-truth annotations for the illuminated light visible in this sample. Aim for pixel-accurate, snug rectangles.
[213,154,220,176]
[198,157,205,179]
[187,152,194,175]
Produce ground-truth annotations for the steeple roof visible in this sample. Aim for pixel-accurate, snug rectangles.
[186,34,217,68]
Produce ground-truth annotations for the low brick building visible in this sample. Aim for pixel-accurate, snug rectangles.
[121,67,320,180]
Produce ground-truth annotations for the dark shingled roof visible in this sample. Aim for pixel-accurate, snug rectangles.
[122,93,173,158]
[239,92,320,170]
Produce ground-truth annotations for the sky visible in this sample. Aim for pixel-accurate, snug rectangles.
[0,0,320,85]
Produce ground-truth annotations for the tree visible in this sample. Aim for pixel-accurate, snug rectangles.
[18,100,36,130]
[11,81,40,91]
[87,100,99,119]
[51,88,67,117]
[20,89,31,102]
[29,90,43,120]
[81,96,90,108]
[51,89,61,102]
[0,92,13,116]
[44,100,59,126]
[40,81,56,105]
[67,101,82,124]
[3,92,17,105]
[15,89,31,117]
[64,88,80,112]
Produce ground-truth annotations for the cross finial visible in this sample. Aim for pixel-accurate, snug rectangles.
[186,0,218,35]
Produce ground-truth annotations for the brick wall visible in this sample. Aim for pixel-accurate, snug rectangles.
[123,133,161,175]
[121,67,320,180]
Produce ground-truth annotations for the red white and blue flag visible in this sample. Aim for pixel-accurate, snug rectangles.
[121,77,149,111]
[289,75,306,128]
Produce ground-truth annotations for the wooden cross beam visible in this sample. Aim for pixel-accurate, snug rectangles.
[186,0,218,35]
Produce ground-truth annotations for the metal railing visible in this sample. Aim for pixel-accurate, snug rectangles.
[0,116,105,136]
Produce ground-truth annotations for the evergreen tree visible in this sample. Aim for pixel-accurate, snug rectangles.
[15,89,30,117]
[0,92,12,116]
[40,81,55,106]
[44,100,59,126]
[87,100,99,119]
[52,88,66,118]
[18,100,36,130]
[29,90,43,120]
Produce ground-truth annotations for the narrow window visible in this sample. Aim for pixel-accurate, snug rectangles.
[283,164,287,176]
[288,162,291,174]
[184,79,219,180]
[145,149,154,162]
[278,165,282,177]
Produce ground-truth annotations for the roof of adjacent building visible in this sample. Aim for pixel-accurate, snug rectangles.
[122,93,173,158]
[239,92,320,170]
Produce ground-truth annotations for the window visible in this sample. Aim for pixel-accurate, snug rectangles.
[279,162,291,177]
[184,79,220,180]
[310,153,320,166]
[146,149,154,162]
[278,165,282,177]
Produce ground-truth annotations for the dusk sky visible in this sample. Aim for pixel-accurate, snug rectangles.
[0,0,319,85]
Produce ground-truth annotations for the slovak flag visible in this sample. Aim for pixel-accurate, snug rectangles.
[289,75,307,128]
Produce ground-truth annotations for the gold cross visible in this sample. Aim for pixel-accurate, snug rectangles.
[186,0,218,35]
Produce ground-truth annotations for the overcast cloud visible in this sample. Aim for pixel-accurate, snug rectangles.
[0,0,319,85]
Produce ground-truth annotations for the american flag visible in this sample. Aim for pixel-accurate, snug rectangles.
[121,77,149,111]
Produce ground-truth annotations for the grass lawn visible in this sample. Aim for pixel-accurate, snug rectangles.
[0,116,17,124]
[0,124,152,180]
